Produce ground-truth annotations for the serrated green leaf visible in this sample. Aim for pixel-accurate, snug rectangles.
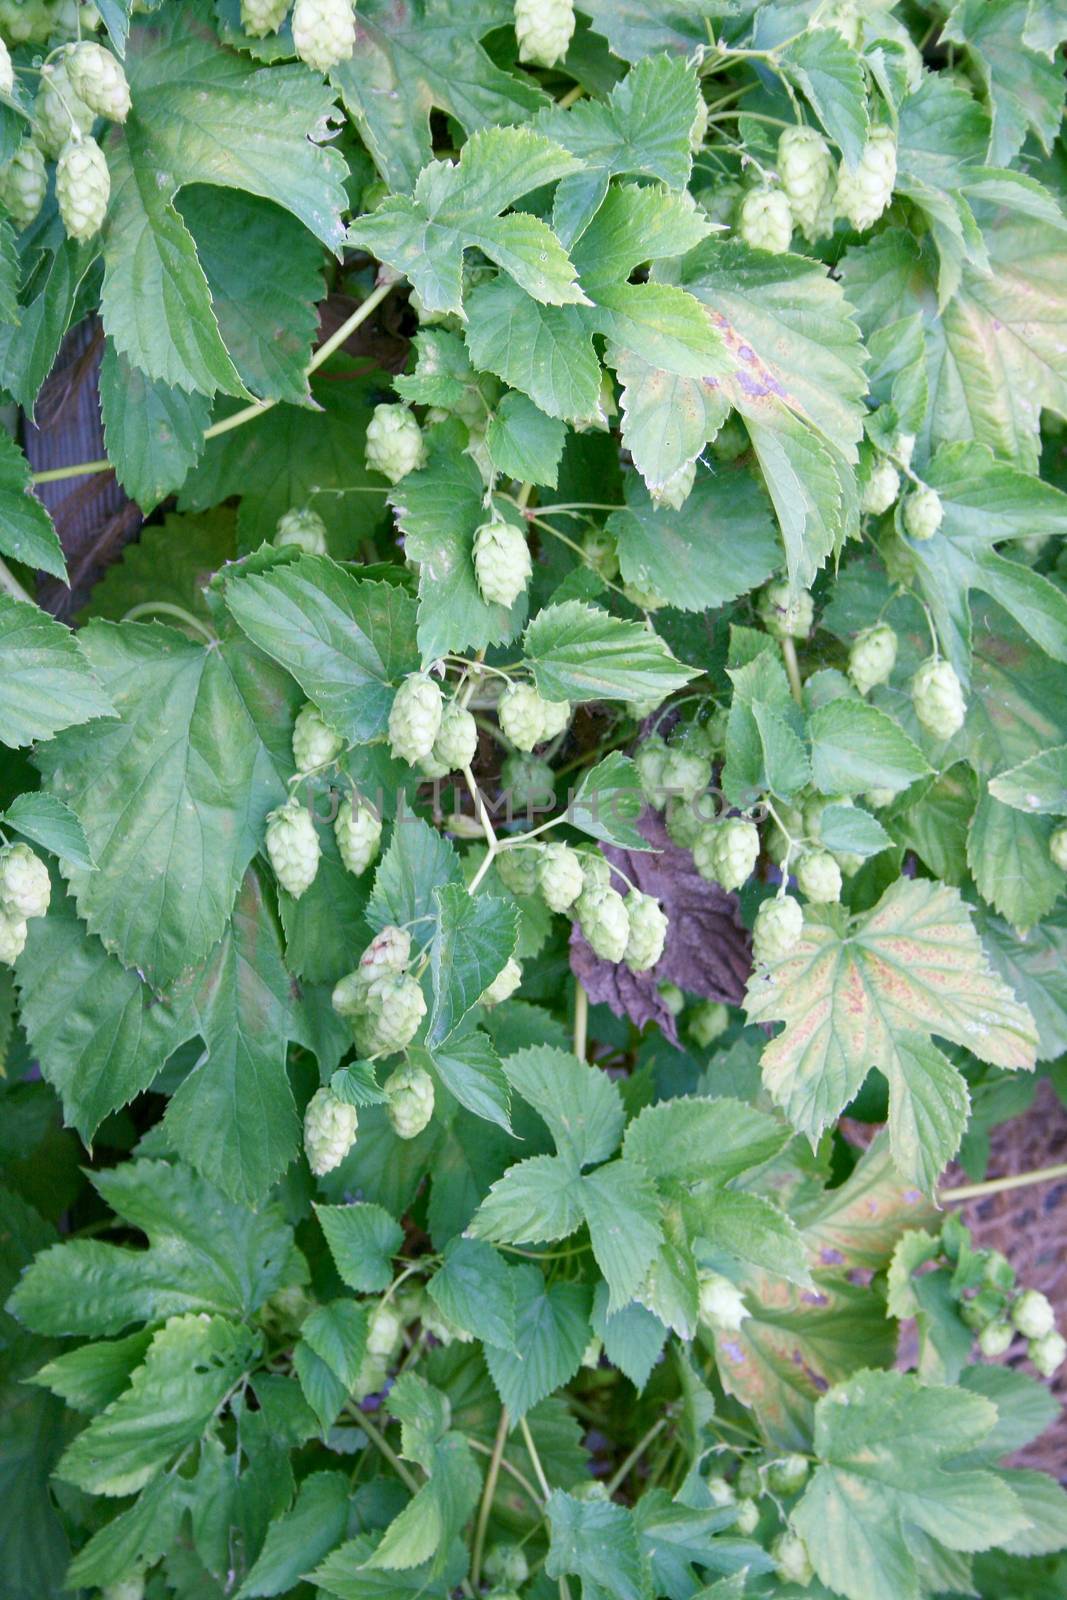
[315,1201,403,1294]
[99,342,211,513]
[780,29,869,165]
[465,277,603,422]
[224,558,419,743]
[421,1026,512,1133]
[367,817,463,934]
[0,238,96,414]
[566,753,648,850]
[809,698,930,796]
[78,509,236,627]
[313,1531,468,1600]
[427,1237,517,1350]
[745,877,1038,1187]
[428,884,518,1046]
[590,1283,666,1393]
[623,1097,789,1189]
[485,391,566,488]
[817,803,892,858]
[524,600,697,704]
[580,1157,663,1312]
[967,789,1060,932]
[546,1491,650,1600]
[65,1474,184,1589]
[30,1330,153,1413]
[485,1267,591,1421]
[0,430,66,580]
[238,1470,350,1599]
[301,1302,369,1392]
[470,1151,585,1246]
[979,904,1067,1061]
[723,646,811,805]
[944,0,1065,165]
[0,594,114,750]
[988,744,1067,815]
[503,1045,624,1167]
[1,792,93,870]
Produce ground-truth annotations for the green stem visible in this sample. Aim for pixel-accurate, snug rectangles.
[349,1406,420,1494]
[31,278,397,487]
[780,636,803,705]
[941,1162,1067,1204]
[604,1417,668,1497]
[466,1436,544,1512]
[0,556,34,604]
[471,1406,510,1587]
[520,1415,553,1500]
[120,601,216,642]
[556,84,585,111]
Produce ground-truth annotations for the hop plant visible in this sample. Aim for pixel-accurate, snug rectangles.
[0,142,48,231]
[473,518,532,608]
[384,1063,435,1139]
[1012,1289,1055,1340]
[1030,1329,1067,1379]
[67,40,131,120]
[304,1087,358,1176]
[499,683,548,751]
[734,1499,759,1536]
[0,37,11,95]
[834,127,897,231]
[536,842,585,912]
[659,981,685,1016]
[738,185,792,254]
[694,818,760,892]
[0,909,28,968]
[623,892,668,973]
[539,697,571,740]
[355,972,427,1056]
[911,657,966,741]
[697,1269,748,1331]
[291,0,355,70]
[1050,826,1067,873]
[777,125,834,241]
[661,745,712,803]
[902,485,944,541]
[389,672,443,764]
[768,1454,810,1495]
[0,843,51,921]
[495,847,540,897]
[266,799,320,899]
[710,415,748,461]
[849,623,898,695]
[978,1320,1014,1358]
[576,884,630,963]
[501,752,554,810]
[292,702,342,772]
[821,0,862,47]
[795,848,842,904]
[651,459,696,512]
[759,580,813,639]
[366,1299,404,1359]
[772,1531,814,1588]
[665,795,705,849]
[484,1545,530,1588]
[335,795,382,877]
[752,894,803,964]
[635,736,671,807]
[582,526,619,581]
[861,456,901,515]
[514,0,575,67]
[687,1000,729,1049]
[358,925,413,985]
[428,701,478,773]
[275,507,328,554]
[241,0,290,34]
[56,136,111,241]
[365,403,426,484]
[35,53,95,157]
[480,955,522,1007]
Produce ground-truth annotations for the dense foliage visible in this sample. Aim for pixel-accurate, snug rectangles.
[1,2,1067,1598]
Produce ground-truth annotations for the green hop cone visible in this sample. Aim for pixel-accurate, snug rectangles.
[291,0,355,70]
[275,506,328,554]
[734,1500,759,1536]
[495,846,540,897]
[772,1530,813,1588]
[710,414,748,461]
[777,125,834,241]
[473,517,532,608]
[767,1454,809,1495]
[67,40,131,120]
[501,752,554,810]
[335,795,382,877]
[292,702,342,773]
[366,1299,404,1359]
[0,38,11,95]
[665,795,705,849]
[480,954,522,1007]
[357,924,413,987]
[624,892,668,973]
[582,526,619,581]
[580,851,612,893]
[635,735,671,808]
[1050,825,1067,873]
[860,455,900,516]
[1012,1289,1055,1340]
[266,798,320,899]
[389,672,443,764]
[662,745,712,803]
[103,1574,145,1600]
[0,909,28,968]
[822,0,862,47]
[537,842,585,912]
[0,843,51,921]
[1030,1329,1067,1379]
[697,1269,748,1331]
[759,579,813,640]
[978,1320,1014,1358]
[650,459,696,512]
[514,0,575,67]
[834,126,897,231]
[849,623,898,695]
[355,972,427,1056]
[706,1476,736,1509]
[694,818,759,892]
[499,682,548,751]
[240,0,290,34]
[738,185,793,254]
[752,893,803,965]
[540,697,571,739]
[365,402,426,484]
[0,142,48,230]
[56,136,111,242]
[795,848,841,904]
[687,1000,728,1049]
[659,980,685,1017]
[426,701,478,774]
[304,1086,358,1176]
[903,484,943,541]
[484,1546,530,1588]
[384,1063,435,1139]
[35,52,95,157]
[911,657,966,741]
[577,884,630,963]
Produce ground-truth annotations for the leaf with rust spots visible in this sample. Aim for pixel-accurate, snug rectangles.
[744,877,1038,1192]
[568,811,751,1045]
